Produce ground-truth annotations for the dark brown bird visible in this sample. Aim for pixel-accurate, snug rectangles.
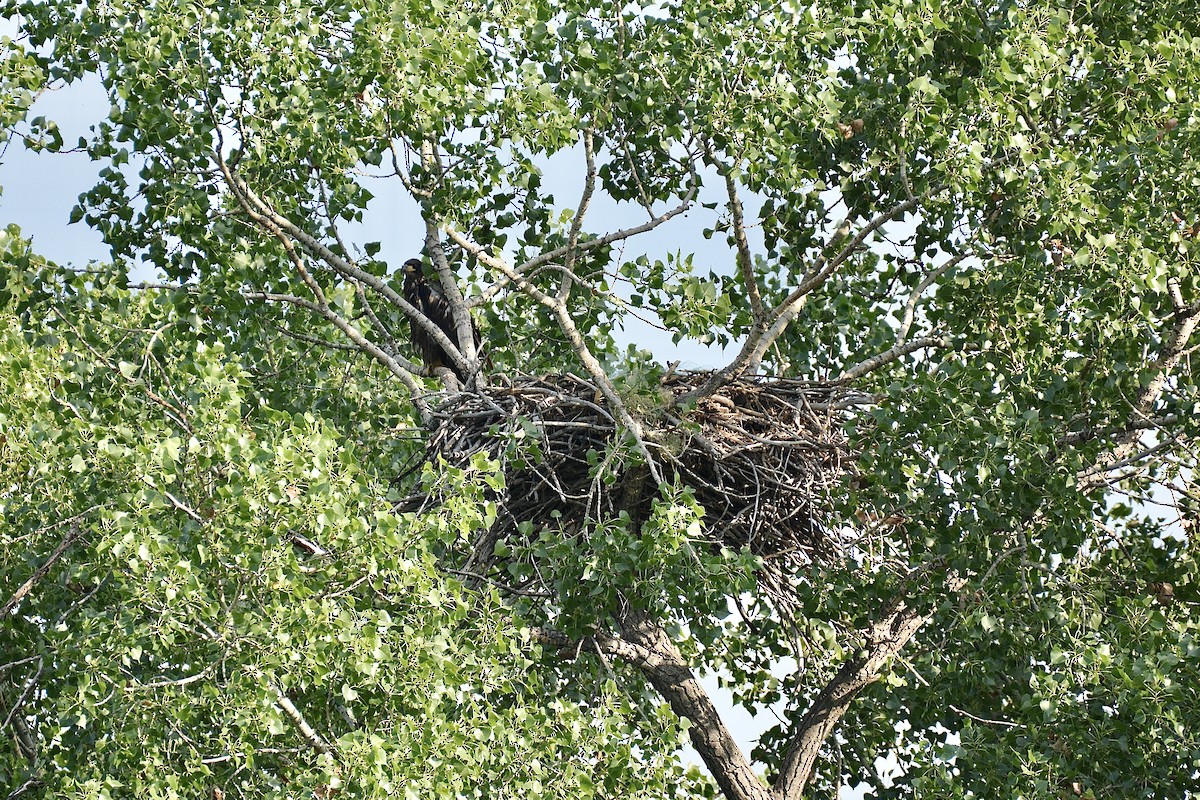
[401,258,479,382]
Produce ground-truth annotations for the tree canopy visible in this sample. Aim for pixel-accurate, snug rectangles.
[2,0,1199,798]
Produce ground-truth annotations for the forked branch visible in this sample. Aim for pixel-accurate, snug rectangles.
[216,152,473,389]
[536,619,772,800]
[444,227,664,483]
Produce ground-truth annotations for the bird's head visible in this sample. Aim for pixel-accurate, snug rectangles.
[402,258,424,278]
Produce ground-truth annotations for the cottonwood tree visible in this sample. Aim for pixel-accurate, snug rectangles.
[3,0,1200,798]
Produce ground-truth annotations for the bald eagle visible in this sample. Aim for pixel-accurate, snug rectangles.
[401,258,480,382]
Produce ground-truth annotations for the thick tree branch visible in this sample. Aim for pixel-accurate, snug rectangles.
[422,139,479,369]
[532,626,659,670]
[838,336,949,382]
[255,674,334,757]
[2,524,86,618]
[772,578,960,797]
[535,621,772,800]
[621,612,773,800]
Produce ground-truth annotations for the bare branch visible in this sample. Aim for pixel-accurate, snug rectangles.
[621,137,657,218]
[353,281,397,349]
[389,140,429,198]
[422,139,478,369]
[216,152,469,387]
[138,475,206,524]
[2,524,86,618]
[896,250,972,345]
[0,657,39,675]
[760,197,920,355]
[124,665,215,691]
[710,145,764,325]
[1078,437,1183,486]
[260,678,334,757]
[465,164,696,309]
[270,322,362,352]
[314,163,353,261]
[466,186,699,307]
[948,704,1025,729]
[0,659,43,738]
[526,192,697,275]
[5,777,42,799]
[1059,413,1181,446]
[838,336,949,382]
[559,129,597,304]
[682,197,920,404]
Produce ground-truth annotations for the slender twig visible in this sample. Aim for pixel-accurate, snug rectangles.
[465,163,699,306]
[200,747,301,765]
[0,659,43,736]
[269,322,361,352]
[124,665,215,691]
[682,197,920,404]
[48,309,193,432]
[0,656,39,674]
[948,704,1025,729]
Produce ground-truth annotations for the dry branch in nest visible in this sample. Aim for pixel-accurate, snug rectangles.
[396,372,854,612]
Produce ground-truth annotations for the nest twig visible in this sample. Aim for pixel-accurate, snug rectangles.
[396,371,854,616]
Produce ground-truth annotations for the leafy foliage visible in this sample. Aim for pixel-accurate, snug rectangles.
[2,0,1199,798]
[0,247,697,797]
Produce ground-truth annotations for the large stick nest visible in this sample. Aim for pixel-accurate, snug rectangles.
[397,372,854,601]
